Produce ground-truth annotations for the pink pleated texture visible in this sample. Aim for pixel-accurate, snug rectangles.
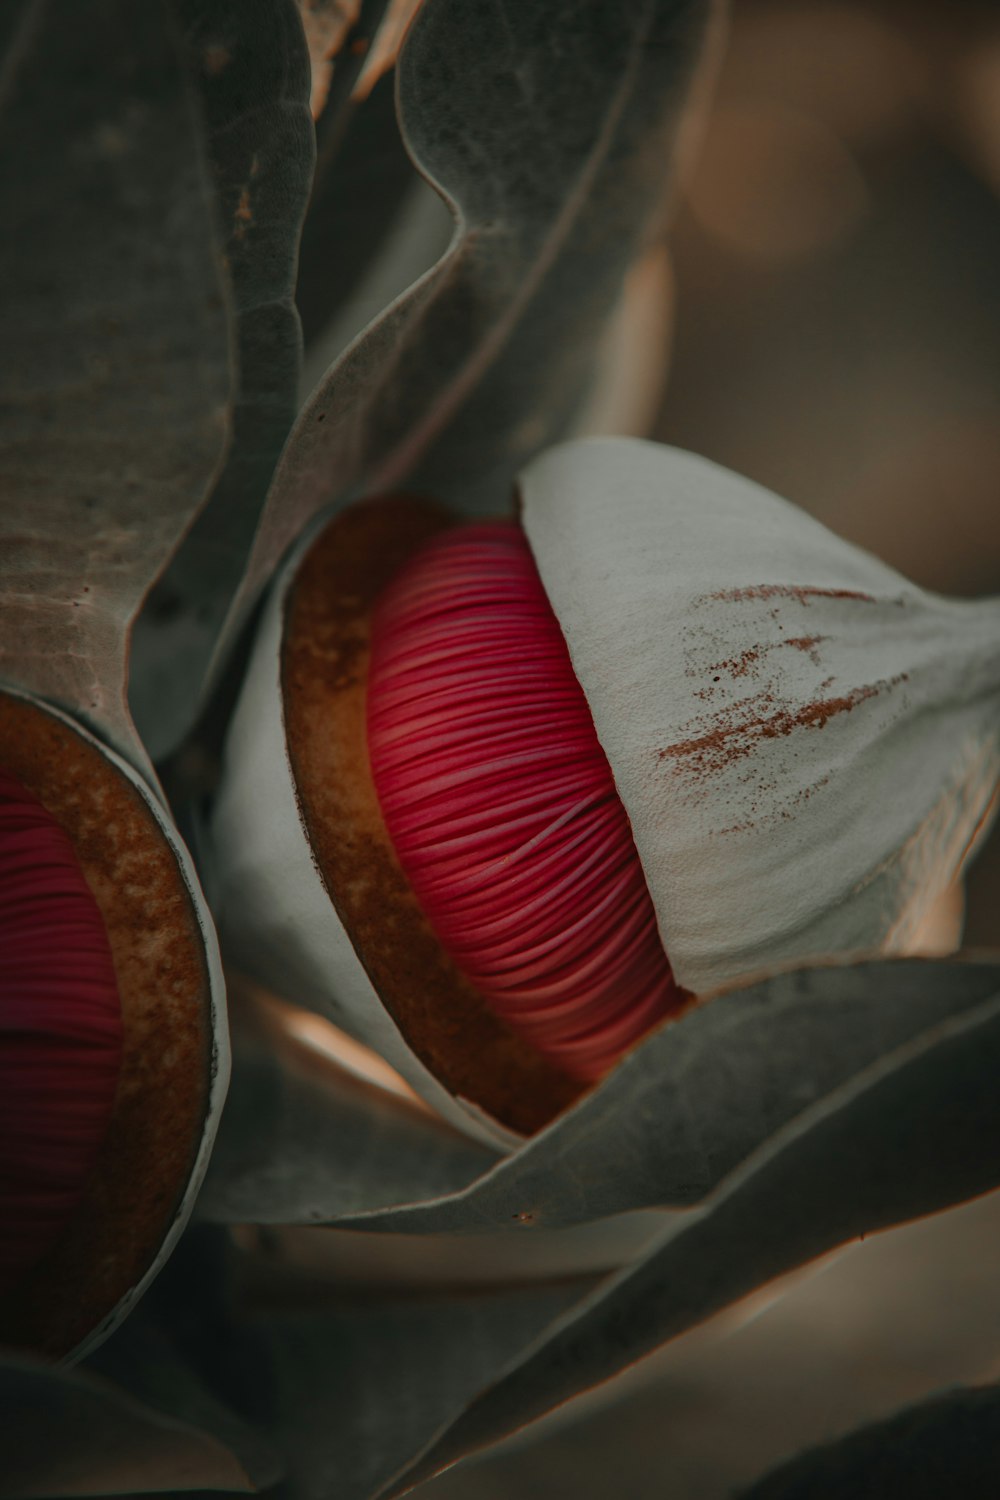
[0,769,123,1291]
[367,521,684,1080]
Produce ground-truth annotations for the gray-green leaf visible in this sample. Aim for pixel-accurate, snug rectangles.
[222,0,719,675]
[199,959,1000,1232]
[0,0,232,773]
[0,1351,260,1498]
[395,983,1000,1491]
[235,1274,593,1500]
[128,0,315,760]
[196,979,494,1224]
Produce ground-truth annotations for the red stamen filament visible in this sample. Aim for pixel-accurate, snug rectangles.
[0,770,123,1291]
[367,522,685,1080]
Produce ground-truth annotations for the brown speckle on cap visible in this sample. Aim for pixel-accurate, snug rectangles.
[659,676,910,783]
[707,584,882,606]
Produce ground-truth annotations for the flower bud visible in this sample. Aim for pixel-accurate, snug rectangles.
[520,439,1000,994]
[208,438,1000,1143]
[0,690,227,1357]
[365,520,689,1081]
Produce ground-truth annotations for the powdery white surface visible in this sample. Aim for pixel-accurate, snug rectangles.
[520,437,1000,994]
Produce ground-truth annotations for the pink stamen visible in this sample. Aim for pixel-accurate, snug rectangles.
[0,770,123,1291]
[367,521,686,1081]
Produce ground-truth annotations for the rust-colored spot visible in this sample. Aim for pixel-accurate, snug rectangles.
[701,634,829,686]
[716,772,832,836]
[718,646,761,677]
[708,584,879,606]
[659,677,908,780]
[784,634,826,659]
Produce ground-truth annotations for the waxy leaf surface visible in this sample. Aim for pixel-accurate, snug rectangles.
[129,0,315,759]
[395,983,1000,1490]
[348,958,1000,1232]
[223,0,719,664]
[199,959,1000,1231]
[0,1351,261,1497]
[421,1191,1000,1500]
[197,980,494,1223]
[0,0,232,772]
[83,1288,285,1495]
[71,1219,598,1500]
[233,1274,593,1500]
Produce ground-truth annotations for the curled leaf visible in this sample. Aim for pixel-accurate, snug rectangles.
[230,1271,592,1500]
[422,1191,1000,1500]
[338,957,1000,1232]
[197,977,494,1224]
[198,959,1000,1232]
[297,78,448,383]
[219,0,721,671]
[396,982,1000,1491]
[129,0,315,760]
[0,1351,259,1497]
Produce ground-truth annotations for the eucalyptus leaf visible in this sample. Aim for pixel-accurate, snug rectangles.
[394,985,1000,1492]
[234,1275,593,1500]
[740,1383,1000,1500]
[0,1353,255,1498]
[82,1225,286,1493]
[222,0,720,672]
[0,0,232,774]
[129,0,315,760]
[197,979,495,1224]
[420,1191,1000,1500]
[70,1217,597,1500]
[201,958,1000,1230]
[348,958,1000,1232]
[83,1309,283,1496]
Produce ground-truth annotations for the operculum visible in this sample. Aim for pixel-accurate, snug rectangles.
[519,437,1000,994]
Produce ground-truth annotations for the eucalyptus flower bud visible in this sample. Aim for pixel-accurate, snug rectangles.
[521,439,1000,993]
[0,691,228,1357]
[208,438,1000,1145]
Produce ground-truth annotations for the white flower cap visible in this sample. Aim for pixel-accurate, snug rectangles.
[520,437,1000,994]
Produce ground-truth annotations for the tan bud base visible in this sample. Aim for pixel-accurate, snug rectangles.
[0,692,225,1359]
[282,497,584,1137]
